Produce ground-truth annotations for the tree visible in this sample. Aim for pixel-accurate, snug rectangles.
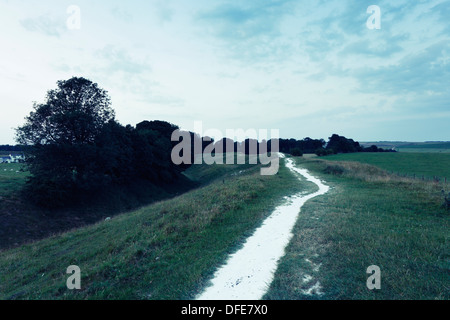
[326,134,362,154]
[93,120,135,185]
[16,77,116,206]
[17,77,114,146]
[133,120,182,182]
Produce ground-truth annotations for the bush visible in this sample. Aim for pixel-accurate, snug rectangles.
[324,164,345,175]
[315,148,334,157]
[443,191,450,210]
[290,147,303,157]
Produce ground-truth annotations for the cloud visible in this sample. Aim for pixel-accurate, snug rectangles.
[338,34,407,59]
[155,0,174,24]
[197,2,281,40]
[291,0,450,103]
[20,14,66,37]
[194,0,297,64]
[110,7,134,23]
[432,0,450,33]
[95,45,152,75]
[353,40,450,96]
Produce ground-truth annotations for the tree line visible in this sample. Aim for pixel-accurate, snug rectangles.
[203,134,393,157]
[315,134,394,156]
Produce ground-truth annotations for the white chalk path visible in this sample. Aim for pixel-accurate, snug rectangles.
[196,154,329,300]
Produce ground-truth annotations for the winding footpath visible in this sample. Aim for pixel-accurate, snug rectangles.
[196,154,329,300]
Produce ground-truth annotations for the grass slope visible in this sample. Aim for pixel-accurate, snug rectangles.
[0,157,313,300]
[0,163,196,250]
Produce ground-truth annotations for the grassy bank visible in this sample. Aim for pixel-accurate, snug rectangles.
[264,158,449,300]
[0,157,313,299]
[0,162,196,250]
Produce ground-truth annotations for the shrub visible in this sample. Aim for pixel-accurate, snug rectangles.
[290,147,303,157]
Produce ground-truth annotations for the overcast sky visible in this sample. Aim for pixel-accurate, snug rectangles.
[1,0,449,144]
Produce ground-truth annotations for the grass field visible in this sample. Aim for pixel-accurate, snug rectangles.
[360,141,450,153]
[323,152,450,181]
[397,142,450,153]
[264,158,449,300]
[0,163,28,199]
[0,153,448,300]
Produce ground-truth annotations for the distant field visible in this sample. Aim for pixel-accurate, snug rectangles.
[399,142,450,150]
[398,146,450,153]
[361,141,450,153]
[0,163,28,199]
[323,152,450,181]
[398,142,450,153]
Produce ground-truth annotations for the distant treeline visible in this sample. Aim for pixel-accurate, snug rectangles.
[315,134,395,156]
[3,133,392,158]
[188,133,394,157]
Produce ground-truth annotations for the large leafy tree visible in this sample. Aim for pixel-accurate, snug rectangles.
[16,77,116,206]
[326,134,362,154]
[16,77,114,146]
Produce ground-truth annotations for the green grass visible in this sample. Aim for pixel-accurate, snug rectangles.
[397,142,450,153]
[264,158,449,300]
[0,157,313,300]
[361,141,450,153]
[182,153,259,184]
[397,148,450,153]
[0,162,196,250]
[1,153,448,300]
[323,152,450,181]
[0,163,28,199]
